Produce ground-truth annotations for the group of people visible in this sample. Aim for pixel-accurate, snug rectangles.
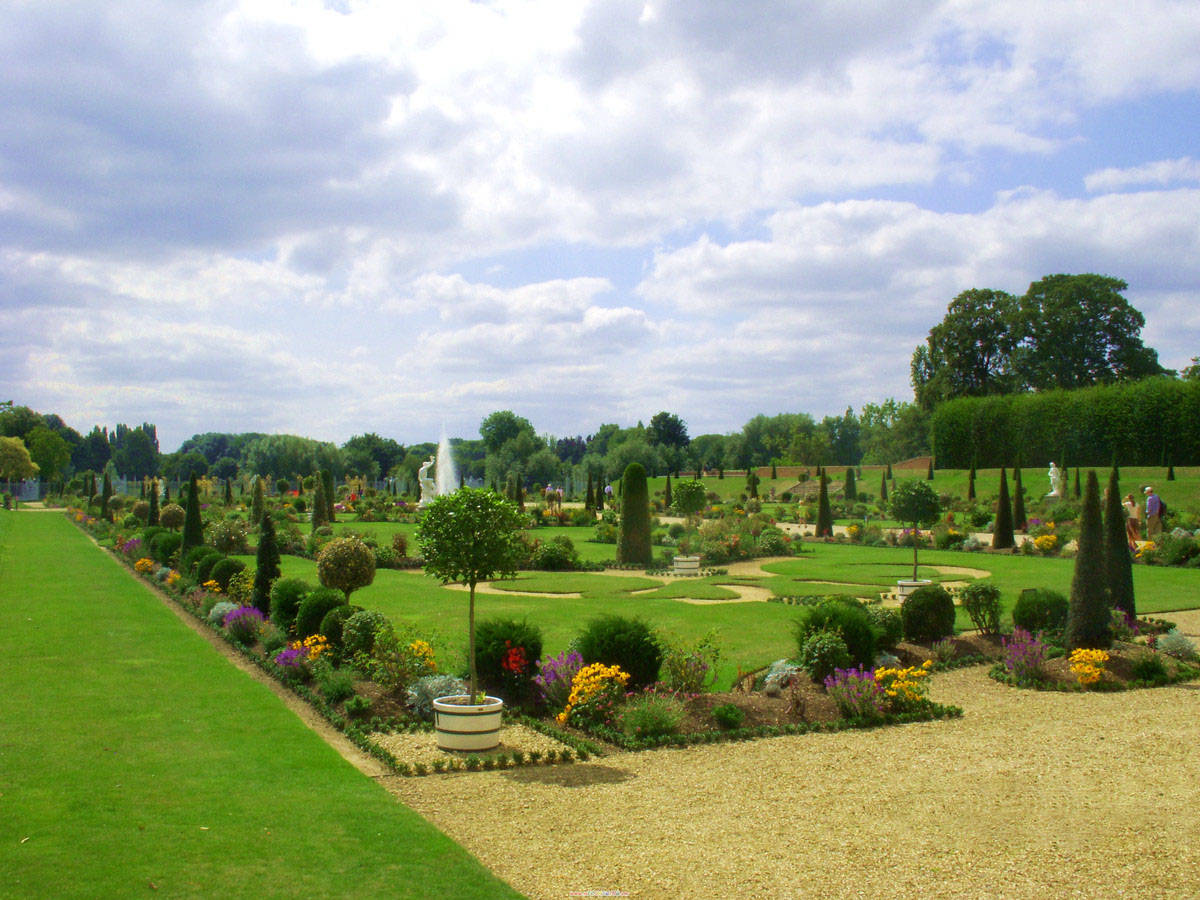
[1122,485,1164,550]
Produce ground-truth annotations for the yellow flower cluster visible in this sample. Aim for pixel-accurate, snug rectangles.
[134,557,156,573]
[845,524,861,538]
[875,659,933,708]
[556,662,630,725]
[291,634,330,660]
[166,570,181,587]
[1069,648,1109,687]
[202,579,221,593]
[409,639,437,672]
[1135,541,1156,559]
[1034,534,1058,554]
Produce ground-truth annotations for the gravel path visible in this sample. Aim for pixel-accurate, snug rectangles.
[388,610,1200,899]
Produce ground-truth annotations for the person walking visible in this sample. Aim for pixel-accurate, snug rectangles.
[1144,485,1163,541]
[1123,493,1141,550]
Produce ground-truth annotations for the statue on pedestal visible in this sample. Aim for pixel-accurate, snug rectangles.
[1047,462,1064,498]
[418,455,438,507]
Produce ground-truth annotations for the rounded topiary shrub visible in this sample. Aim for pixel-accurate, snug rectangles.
[577,614,662,689]
[150,531,183,566]
[196,552,224,585]
[209,557,246,593]
[1012,588,1069,634]
[529,536,579,571]
[793,600,877,668]
[269,578,312,634]
[294,587,346,640]
[316,536,376,601]
[798,630,852,683]
[131,500,150,523]
[342,609,391,659]
[473,618,544,708]
[159,503,185,531]
[181,544,216,577]
[318,604,361,653]
[900,584,956,644]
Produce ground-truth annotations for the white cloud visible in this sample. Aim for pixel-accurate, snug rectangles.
[1085,157,1200,193]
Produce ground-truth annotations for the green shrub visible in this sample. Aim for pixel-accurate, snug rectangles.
[864,606,903,650]
[577,614,663,689]
[180,544,215,576]
[261,625,288,656]
[959,581,1003,636]
[122,513,140,528]
[319,604,360,653]
[209,518,248,554]
[316,536,376,601]
[1130,651,1169,684]
[206,600,238,627]
[195,551,224,584]
[208,557,246,593]
[1156,628,1197,660]
[756,528,790,556]
[1012,588,1069,634]
[797,630,851,683]
[343,609,391,659]
[295,587,346,639]
[620,692,685,739]
[150,531,182,566]
[159,503,185,531]
[711,703,745,730]
[406,674,468,721]
[529,535,579,570]
[474,618,544,708]
[313,661,357,703]
[901,584,956,644]
[345,695,372,717]
[793,600,877,668]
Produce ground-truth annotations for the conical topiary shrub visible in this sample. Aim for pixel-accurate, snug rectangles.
[616,463,652,566]
[992,469,1015,550]
[967,462,976,501]
[1013,465,1027,531]
[1065,470,1112,651]
[843,468,856,504]
[1104,466,1135,619]
[816,474,833,537]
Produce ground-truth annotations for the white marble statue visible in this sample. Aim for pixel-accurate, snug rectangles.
[1047,461,1064,498]
[418,455,437,506]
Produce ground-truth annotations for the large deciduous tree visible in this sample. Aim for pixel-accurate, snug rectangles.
[0,436,39,482]
[912,289,1020,408]
[26,426,71,482]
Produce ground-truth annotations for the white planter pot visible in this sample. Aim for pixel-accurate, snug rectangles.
[433,695,504,751]
[896,579,933,598]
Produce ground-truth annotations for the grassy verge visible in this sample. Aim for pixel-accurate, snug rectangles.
[0,511,522,900]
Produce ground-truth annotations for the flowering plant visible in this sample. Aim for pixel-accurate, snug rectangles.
[501,640,528,674]
[1002,628,1046,682]
[223,605,265,644]
[134,557,156,574]
[534,650,584,711]
[1069,648,1109,688]
[556,662,630,728]
[874,660,933,712]
[824,665,886,719]
[1033,534,1058,555]
[120,537,143,557]
[202,579,221,594]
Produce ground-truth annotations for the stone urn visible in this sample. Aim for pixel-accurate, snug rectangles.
[896,579,933,599]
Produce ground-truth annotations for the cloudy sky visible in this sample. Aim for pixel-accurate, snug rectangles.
[3,0,1199,451]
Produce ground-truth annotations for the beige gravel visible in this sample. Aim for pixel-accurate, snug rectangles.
[387,610,1200,899]
[370,724,572,767]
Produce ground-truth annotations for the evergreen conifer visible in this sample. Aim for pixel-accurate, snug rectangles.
[1104,466,1136,619]
[311,478,329,531]
[140,479,146,499]
[992,469,1015,549]
[879,472,888,504]
[664,473,673,508]
[163,481,169,502]
[886,462,893,480]
[1065,471,1113,651]
[251,477,265,526]
[148,480,160,526]
[843,468,856,503]
[967,462,976,501]
[746,470,759,499]
[101,471,113,521]
[718,466,724,480]
[926,457,934,480]
[816,473,833,537]
[182,475,204,553]
[252,513,282,616]
[1013,465,1027,531]
[322,469,335,522]
[1167,463,1175,481]
[585,471,595,510]
[1073,468,1081,499]
[596,479,604,511]
[770,462,777,480]
[616,462,652,565]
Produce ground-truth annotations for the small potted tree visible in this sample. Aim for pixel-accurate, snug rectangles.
[416,487,525,751]
[888,479,941,598]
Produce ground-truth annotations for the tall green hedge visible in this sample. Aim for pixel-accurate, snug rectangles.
[931,377,1200,467]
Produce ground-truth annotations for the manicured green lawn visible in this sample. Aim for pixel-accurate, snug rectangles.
[259,536,1200,688]
[0,512,522,900]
